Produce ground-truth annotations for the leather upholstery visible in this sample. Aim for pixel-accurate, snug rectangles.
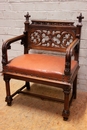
[5,54,79,82]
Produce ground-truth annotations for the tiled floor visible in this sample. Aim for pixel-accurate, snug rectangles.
[0,76,87,130]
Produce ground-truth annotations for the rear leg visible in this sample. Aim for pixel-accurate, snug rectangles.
[25,81,30,90]
[73,75,77,99]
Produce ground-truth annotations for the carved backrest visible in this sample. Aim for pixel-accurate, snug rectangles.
[28,23,77,52]
[24,13,84,53]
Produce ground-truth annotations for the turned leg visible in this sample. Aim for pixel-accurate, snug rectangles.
[73,75,77,99]
[62,88,71,121]
[4,77,12,106]
[25,81,30,90]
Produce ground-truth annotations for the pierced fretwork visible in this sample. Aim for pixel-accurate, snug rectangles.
[29,29,75,49]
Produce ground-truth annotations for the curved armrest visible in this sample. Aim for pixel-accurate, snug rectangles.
[2,34,25,66]
[64,38,80,75]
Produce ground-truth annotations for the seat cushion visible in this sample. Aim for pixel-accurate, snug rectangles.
[5,54,79,82]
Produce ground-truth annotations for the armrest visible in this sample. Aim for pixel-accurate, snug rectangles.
[64,38,80,75]
[2,34,25,66]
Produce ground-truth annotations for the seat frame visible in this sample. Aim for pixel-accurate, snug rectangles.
[2,13,84,121]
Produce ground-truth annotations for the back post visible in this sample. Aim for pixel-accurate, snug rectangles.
[24,12,31,54]
[75,13,84,61]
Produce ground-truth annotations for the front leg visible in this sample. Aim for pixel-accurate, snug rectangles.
[62,88,71,121]
[4,75,12,106]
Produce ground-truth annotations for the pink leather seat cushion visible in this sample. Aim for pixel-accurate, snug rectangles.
[6,54,79,81]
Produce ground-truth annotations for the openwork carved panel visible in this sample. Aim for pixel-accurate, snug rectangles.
[29,29,75,49]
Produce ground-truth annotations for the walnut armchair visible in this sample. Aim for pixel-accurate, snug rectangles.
[2,13,84,120]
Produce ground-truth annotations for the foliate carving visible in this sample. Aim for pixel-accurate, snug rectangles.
[29,29,75,48]
[2,54,7,65]
[2,43,8,65]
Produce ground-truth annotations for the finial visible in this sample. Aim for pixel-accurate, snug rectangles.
[24,12,31,22]
[77,13,84,24]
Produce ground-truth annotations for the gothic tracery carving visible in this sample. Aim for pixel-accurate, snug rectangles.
[29,29,75,48]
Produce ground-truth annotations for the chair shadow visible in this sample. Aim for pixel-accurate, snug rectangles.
[70,90,87,121]
[12,83,87,121]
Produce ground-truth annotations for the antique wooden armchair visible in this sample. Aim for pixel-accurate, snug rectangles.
[2,13,84,120]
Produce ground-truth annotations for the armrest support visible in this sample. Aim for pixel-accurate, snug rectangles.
[64,38,80,75]
[2,34,25,66]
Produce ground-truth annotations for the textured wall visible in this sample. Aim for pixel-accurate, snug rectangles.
[0,0,87,91]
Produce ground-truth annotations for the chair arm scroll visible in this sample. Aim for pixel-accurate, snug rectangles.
[64,38,80,75]
[2,34,25,66]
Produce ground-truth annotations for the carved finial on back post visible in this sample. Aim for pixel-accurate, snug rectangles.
[77,13,84,26]
[76,13,84,38]
[24,12,31,23]
[24,12,31,31]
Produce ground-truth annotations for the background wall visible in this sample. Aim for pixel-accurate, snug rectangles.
[0,0,87,91]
